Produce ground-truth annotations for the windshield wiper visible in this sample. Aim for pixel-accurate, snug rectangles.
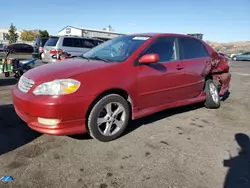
[89,56,109,62]
[80,56,90,61]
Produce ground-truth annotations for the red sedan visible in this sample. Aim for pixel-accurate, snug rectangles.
[12,33,231,142]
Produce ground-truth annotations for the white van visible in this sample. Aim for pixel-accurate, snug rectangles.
[42,36,104,63]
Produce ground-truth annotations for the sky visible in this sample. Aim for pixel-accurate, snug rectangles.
[1,0,250,42]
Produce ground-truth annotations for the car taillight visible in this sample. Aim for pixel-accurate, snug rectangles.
[39,47,44,53]
[50,49,63,55]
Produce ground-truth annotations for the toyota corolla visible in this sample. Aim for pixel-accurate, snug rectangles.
[12,33,231,142]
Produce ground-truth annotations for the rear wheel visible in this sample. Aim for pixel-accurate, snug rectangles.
[87,94,130,142]
[204,79,220,109]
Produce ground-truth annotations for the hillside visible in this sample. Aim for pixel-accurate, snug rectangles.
[205,40,250,54]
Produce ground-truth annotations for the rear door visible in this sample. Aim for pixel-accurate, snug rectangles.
[137,36,193,109]
[241,52,250,60]
[178,36,211,98]
[12,44,22,53]
[61,37,83,56]
[22,44,33,53]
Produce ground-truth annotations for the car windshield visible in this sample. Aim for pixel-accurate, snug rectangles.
[82,35,151,62]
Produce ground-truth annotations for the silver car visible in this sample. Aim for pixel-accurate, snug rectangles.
[42,36,104,63]
[232,52,250,61]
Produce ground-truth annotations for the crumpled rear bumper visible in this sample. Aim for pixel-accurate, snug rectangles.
[212,72,231,95]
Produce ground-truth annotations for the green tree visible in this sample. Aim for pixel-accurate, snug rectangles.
[38,30,49,38]
[20,30,39,41]
[6,23,19,44]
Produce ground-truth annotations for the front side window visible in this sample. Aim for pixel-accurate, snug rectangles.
[242,52,250,55]
[82,35,151,62]
[140,37,178,63]
[179,37,209,59]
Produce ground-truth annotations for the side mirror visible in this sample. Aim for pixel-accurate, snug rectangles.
[139,54,159,64]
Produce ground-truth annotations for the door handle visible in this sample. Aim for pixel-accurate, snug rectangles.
[176,64,184,70]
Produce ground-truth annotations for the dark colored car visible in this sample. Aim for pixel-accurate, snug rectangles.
[12,33,231,142]
[4,43,33,54]
[32,37,49,59]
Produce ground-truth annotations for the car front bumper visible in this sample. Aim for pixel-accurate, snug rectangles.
[12,84,95,136]
[41,56,57,63]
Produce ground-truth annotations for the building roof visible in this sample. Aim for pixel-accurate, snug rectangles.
[58,26,126,35]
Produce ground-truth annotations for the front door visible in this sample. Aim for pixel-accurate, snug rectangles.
[136,36,191,110]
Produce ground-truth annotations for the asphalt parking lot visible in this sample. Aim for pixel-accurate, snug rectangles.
[0,54,250,188]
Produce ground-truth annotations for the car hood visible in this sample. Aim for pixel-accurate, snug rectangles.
[23,58,113,84]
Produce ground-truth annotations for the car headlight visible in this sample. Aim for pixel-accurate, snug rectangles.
[33,79,80,95]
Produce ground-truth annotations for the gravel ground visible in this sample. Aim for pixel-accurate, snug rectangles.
[0,57,250,188]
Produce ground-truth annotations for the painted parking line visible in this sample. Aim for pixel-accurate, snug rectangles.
[233,72,250,76]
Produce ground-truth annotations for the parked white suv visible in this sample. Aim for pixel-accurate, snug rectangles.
[42,36,104,63]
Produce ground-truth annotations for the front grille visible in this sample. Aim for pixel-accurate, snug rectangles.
[18,76,35,93]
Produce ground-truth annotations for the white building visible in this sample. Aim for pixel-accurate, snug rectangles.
[0,28,22,42]
[58,26,125,41]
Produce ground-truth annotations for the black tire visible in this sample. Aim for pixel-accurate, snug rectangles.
[4,72,10,77]
[204,79,220,109]
[87,94,130,142]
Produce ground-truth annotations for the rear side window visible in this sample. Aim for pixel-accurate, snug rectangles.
[179,37,209,59]
[45,37,59,46]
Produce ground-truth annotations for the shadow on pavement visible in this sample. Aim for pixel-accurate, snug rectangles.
[69,134,92,140]
[223,133,250,188]
[221,91,231,101]
[0,104,41,156]
[0,78,17,87]
[70,103,204,140]
[124,102,204,136]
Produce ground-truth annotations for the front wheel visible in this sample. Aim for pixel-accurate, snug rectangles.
[87,94,130,142]
[204,79,220,109]
[232,56,237,61]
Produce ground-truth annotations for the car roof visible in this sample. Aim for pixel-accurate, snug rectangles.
[127,33,201,39]
[55,35,103,40]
